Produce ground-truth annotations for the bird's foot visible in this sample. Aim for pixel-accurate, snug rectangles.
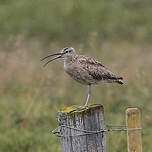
[76,105,89,111]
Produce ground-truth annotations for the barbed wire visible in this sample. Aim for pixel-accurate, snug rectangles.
[106,124,126,127]
[52,124,142,138]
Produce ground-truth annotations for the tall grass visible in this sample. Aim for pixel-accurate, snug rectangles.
[0,0,152,151]
[0,38,152,151]
[0,0,152,43]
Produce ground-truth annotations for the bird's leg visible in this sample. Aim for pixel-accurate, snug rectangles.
[76,85,91,111]
[84,85,91,108]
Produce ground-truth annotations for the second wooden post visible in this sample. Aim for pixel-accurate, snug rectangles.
[126,108,142,152]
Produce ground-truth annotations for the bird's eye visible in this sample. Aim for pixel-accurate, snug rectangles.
[64,47,68,51]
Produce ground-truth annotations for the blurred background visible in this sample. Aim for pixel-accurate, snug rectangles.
[0,0,152,151]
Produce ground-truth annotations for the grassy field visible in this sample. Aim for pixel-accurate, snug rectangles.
[1,0,152,43]
[0,0,152,151]
[0,39,152,152]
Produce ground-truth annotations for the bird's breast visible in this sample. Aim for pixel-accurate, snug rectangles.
[64,61,97,85]
[64,62,79,78]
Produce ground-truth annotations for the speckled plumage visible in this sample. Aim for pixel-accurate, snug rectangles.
[42,47,123,108]
[64,54,123,85]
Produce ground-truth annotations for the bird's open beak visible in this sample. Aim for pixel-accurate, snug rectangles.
[41,52,62,67]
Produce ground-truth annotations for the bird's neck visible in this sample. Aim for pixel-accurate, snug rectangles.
[64,55,77,63]
[64,55,77,69]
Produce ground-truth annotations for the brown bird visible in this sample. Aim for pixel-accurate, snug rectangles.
[41,47,123,109]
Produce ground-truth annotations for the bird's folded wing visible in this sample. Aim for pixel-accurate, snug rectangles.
[78,56,121,81]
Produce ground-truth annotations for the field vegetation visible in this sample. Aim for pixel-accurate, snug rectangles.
[0,0,152,151]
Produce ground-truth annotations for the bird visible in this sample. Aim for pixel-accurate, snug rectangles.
[41,47,123,109]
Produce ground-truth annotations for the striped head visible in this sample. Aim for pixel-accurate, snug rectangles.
[60,47,76,59]
[41,47,76,67]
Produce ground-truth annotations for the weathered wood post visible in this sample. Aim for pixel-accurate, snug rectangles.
[126,108,142,152]
[58,104,107,152]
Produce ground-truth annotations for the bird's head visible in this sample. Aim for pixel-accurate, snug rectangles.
[41,47,76,67]
[60,47,76,59]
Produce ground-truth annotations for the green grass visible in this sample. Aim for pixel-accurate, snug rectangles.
[0,39,152,151]
[0,0,152,151]
[0,0,152,43]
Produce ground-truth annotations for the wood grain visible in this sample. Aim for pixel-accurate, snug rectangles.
[126,108,142,152]
[58,105,107,152]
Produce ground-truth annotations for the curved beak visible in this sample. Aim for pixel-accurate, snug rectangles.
[41,52,62,67]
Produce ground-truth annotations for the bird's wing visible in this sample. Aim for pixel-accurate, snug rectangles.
[77,55,122,81]
[78,55,105,67]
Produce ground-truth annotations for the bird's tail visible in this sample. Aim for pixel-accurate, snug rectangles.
[116,77,123,85]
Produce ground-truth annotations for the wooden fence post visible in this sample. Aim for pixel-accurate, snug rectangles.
[58,104,107,152]
[126,108,142,152]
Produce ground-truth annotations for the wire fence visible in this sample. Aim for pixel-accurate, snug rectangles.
[54,108,142,152]
[52,124,142,138]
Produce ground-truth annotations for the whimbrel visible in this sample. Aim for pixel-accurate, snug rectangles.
[41,47,123,108]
